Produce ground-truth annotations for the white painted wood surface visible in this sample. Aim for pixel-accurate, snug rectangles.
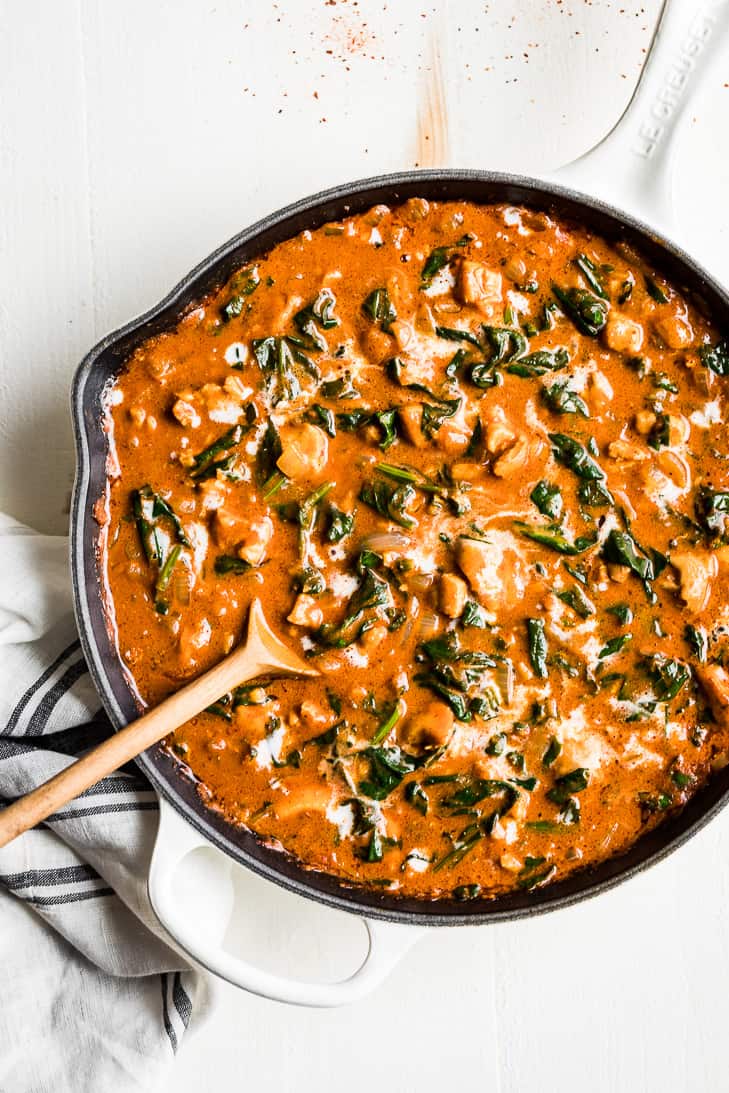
[2,2,729,1090]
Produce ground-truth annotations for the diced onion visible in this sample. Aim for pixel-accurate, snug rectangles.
[417,611,442,641]
[361,532,413,553]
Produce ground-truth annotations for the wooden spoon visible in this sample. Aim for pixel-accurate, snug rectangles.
[0,598,318,849]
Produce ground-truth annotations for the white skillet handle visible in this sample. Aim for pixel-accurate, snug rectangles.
[552,0,729,233]
[148,799,424,1007]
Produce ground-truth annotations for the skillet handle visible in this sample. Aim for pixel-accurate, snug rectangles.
[551,0,729,232]
[148,799,425,1007]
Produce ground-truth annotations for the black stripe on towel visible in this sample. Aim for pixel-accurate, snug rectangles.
[46,800,159,821]
[161,974,178,1054]
[4,640,81,735]
[0,863,99,890]
[25,885,115,908]
[26,658,89,737]
[173,971,192,1029]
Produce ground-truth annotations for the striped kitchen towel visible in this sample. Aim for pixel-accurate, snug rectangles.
[0,513,205,1093]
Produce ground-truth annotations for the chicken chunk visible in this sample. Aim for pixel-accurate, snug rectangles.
[456,532,524,618]
[482,405,516,455]
[654,311,693,349]
[287,594,324,629]
[604,314,644,354]
[439,572,468,618]
[398,404,427,448]
[457,260,503,311]
[695,663,729,729]
[214,509,273,566]
[588,370,614,412]
[608,438,648,463]
[172,397,201,429]
[277,425,329,481]
[670,550,717,614]
[400,701,454,750]
[492,434,529,477]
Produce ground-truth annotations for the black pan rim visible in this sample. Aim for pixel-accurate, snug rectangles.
[71,167,729,927]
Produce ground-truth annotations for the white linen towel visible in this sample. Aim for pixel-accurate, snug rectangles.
[0,513,204,1093]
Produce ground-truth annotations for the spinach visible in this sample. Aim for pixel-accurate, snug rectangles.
[190,425,243,480]
[507,348,569,378]
[602,529,654,580]
[362,287,396,331]
[527,618,549,678]
[461,600,488,629]
[421,246,451,287]
[414,631,498,722]
[469,361,502,389]
[293,288,338,351]
[214,555,252,575]
[326,505,354,543]
[256,420,283,488]
[638,791,672,815]
[433,787,519,871]
[253,336,309,405]
[606,603,633,625]
[644,273,668,304]
[453,884,482,900]
[549,433,604,480]
[132,485,190,565]
[359,746,420,800]
[440,777,515,812]
[695,487,729,539]
[517,857,557,890]
[578,480,614,507]
[542,382,589,417]
[321,374,360,399]
[552,285,609,336]
[435,325,482,349]
[530,480,563,520]
[684,623,708,663]
[646,654,690,702]
[557,585,596,618]
[558,798,581,825]
[405,781,429,815]
[371,407,399,449]
[547,767,589,805]
[365,829,384,862]
[514,521,597,556]
[598,634,633,658]
[482,325,529,363]
[575,253,608,299]
[316,567,390,648]
[306,404,336,437]
[420,399,461,439]
[371,701,405,745]
[486,732,507,756]
[359,479,416,529]
[647,413,670,450]
[617,272,635,305]
[221,266,260,320]
[542,737,562,768]
[699,340,729,377]
[154,543,181,614]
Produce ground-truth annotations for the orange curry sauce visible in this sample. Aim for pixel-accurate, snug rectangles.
[104,199,729,900]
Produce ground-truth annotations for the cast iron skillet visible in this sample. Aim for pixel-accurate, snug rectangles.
[70,0,729,1004]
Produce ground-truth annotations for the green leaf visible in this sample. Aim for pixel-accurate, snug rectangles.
[646,654,690,702]
[362,287,396,331]
[421,247,451,287]
[684,623,708,663]
[420,399,461,439]
[644,273,668,303]
[547,767,589,804]
[221,266,260,319]
[214,555,252,575]
[552,285,609,336]
[542,382,589,417]
[405,781,429,815]
[326,505,354,543]
[507,348,569,378]
[527,618,549,679]
[515,521,597,556]
[542,737,562,768]
[699,340,729,377]
[530,480,563,520]
[578,480,614,508]
[557,585,596,618]
[602,529,654,581]
[549,433,604,480]
[359,479,416,529]
[695,487,729,540]
[575,253,608,299]
[316,567,390,648]
[190,425,243,480]
[461,600,488,629]
[359,746,420,800]
[306,404,336,437]
[598,633,633,658]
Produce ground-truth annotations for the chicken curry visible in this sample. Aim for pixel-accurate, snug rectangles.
[103,198,729,900]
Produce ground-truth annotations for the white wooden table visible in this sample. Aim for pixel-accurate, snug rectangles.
[3,2,729,1090]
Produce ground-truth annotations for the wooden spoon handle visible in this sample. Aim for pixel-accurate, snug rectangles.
[0,647,269,850]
